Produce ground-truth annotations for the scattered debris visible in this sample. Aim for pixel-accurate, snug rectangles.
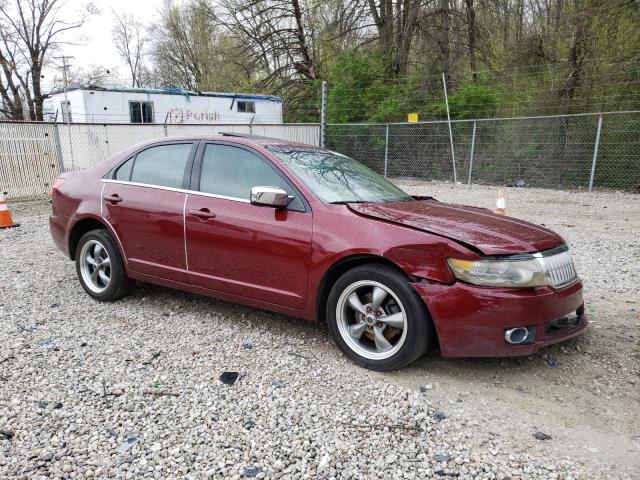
[242,466,263,477]
[434,410,446,421]
[50,303,60,308]
[102,380,124,398]
[287,351,309,360]
[435,469,460,477]
[116,436,139,454]
[420,383,433,392]
[80,342,88,347]
[272,380,286,389]
[34,401,62,409]
[37,339,59,351]
[242,343,253,349]
[435,453,452,462]
[0,355,15,365]
[534,431,552,441]
[342,422,424,434]
[17,325,37,333]
[219,371,239,385]
[243,420,256,430]
[142,351,162,365]
[546,359,558,367]
[143,390,180,397]
[0,429,15,440]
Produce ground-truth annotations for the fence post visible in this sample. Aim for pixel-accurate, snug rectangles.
[468,120,477,185]
[52,121,66,173]
[588,115,603,192]
[320,80,327,147]
[384,124,390,178]
[442,73,458,183]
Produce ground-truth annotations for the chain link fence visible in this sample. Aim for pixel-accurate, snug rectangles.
[2,112,638,200]
[326,111,640,191]
[1,122,320,200]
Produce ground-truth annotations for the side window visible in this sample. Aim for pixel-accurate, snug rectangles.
[199,144,303,210]
[237,101,255,113]
[114,157,134,181]
[130,144,192,188]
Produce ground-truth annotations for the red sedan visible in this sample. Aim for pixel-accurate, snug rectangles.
[49,135,587,370]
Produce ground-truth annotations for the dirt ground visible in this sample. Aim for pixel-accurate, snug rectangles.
[1,182,639,478]
[392,181,640,476]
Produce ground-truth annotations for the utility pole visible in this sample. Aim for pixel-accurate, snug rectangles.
[54,55,74,123]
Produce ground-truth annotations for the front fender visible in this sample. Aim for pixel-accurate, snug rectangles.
[384,242,480,284]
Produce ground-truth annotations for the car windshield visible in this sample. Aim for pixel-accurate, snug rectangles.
[268,146,413,204]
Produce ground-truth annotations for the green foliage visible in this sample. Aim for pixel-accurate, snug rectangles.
[325,51,406,123]
[431,85,498,120]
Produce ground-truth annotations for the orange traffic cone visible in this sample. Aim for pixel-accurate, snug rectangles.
[0,192,19,229]
[495,190,506,215]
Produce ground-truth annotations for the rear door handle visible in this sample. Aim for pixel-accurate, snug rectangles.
[104,194,122,204]
[189,208,216,220]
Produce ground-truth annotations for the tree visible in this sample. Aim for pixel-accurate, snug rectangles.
[366,0,421,75]
[0,28,24,119]
[0,0,88,120]
[112,12,149,88]
[464,0,477,82]
[51,64,122,90]
[216,0,321,84]
[151,0,252,92]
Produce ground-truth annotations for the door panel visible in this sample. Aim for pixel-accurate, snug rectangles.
[103,183,187,282]
[185,195,312,309]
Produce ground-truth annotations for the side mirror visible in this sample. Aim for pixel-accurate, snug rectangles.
[250,186,293,209]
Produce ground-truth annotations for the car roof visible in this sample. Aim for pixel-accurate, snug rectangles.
[133,134,318,150]
[97,134,327,178]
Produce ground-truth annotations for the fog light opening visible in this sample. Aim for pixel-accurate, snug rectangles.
[505,327,529,345]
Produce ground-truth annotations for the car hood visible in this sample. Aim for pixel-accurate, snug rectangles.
[348,200,564,255]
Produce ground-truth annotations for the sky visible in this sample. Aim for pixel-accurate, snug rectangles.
[42,0,165,91]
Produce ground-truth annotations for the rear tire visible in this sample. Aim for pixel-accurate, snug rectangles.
[326,264,433,371]
[75,229,133,301]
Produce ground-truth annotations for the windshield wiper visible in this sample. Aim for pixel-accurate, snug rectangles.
[329,200,370,204]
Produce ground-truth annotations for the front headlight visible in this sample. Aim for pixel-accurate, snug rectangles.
[447,256,549,288]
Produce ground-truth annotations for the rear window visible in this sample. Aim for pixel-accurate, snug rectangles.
[129,144,192,188]
[114,157,133,181]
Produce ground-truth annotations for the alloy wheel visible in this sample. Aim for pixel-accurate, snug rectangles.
[79,239,111,294]
[335,280,408,360]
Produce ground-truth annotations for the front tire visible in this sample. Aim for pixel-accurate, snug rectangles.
[75,229,133,301]
[327,264,433,371]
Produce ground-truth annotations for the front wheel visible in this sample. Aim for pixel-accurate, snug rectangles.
[75,229,133,301]
[326,264,433,371]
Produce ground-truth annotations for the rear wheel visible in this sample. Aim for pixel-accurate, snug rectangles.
[75,229,133,301]
[326,264,433,371]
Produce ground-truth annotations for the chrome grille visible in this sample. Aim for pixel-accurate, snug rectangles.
[542,249,577,288]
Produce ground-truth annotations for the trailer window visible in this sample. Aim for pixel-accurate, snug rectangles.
[237,101,255,113]
[129,101,154,123]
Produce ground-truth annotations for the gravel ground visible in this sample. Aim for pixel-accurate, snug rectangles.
[1,183,639,479]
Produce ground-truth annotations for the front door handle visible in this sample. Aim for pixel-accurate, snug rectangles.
[104,194,123,204]
[189,208,216,220]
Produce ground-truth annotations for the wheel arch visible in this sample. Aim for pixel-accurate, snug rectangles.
[315,254,419,324]
[68,217,119,261]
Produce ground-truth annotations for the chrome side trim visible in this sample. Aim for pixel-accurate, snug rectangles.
[101,178,251,204]
[99,182,105,218]
[183,194,189,272]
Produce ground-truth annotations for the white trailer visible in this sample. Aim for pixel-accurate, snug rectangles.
[43,87,283,124]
